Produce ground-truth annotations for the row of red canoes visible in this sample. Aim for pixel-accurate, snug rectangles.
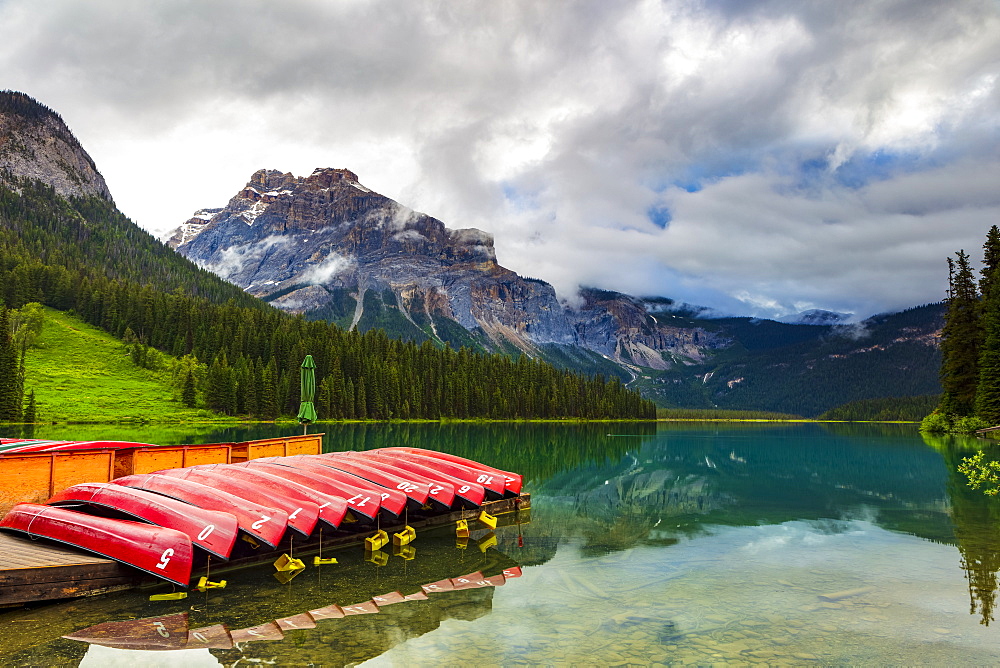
[0,447,522,587]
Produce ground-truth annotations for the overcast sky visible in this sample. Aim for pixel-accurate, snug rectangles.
[1,0,998,319]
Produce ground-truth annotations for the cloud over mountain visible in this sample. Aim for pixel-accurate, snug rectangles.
[0,0,997,318]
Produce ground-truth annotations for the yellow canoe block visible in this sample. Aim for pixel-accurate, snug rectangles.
[365,529,389,551]
[274,553,306,572]
[393,525,416,546]
[313,556,339,566]
[478,510,498,530]
[194,576,227,591]
[456,519,470,538]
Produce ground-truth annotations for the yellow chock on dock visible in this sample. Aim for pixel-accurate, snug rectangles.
[274,553,306,572]
[456,519,470,538]
[478,510,498,530]
[365,549,389,567]
[241,534,260,549]
[392,525,416,546]
[478,532,497,552]
[149,592,188,601]
[365,529,389,551]
[194,576,227,591]
[393,543,416,560]
[314,556,338,566]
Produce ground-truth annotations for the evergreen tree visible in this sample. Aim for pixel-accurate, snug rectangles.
[982,226,1000,297]
[205,353,234,414]
[941,251,981,416]
[181,370,197,408]
[0,307,23,421]
[978,263,1000,424]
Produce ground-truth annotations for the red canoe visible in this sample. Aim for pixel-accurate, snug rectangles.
[377,447,522,495]
[0,440,155,453]
[0,503,193,586]
[112,474,288,548]
[190,464,348,531]
[349,451,486,507]
[273,456,408,519]
[154,468,319,538]
[47,482,239,560]
[365,449,506,499]
[238,460,382,522]
[316,454,432,509]
[340,451,456,510]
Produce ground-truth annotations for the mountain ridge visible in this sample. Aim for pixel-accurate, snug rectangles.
[167,167,944,415]
[167,167,732,370]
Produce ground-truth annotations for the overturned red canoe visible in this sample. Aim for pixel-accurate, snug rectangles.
[377,447,522,495]
[0,440,154,453]
[112,474,288,548]
[47,482,239,561]
[340,451,456,511]
[274,456,408,518]
[0,503,193,587]
[349,451,486,507]
[154,468,320,538]
[189,464,348,531]
[239,460,382,523]
[316,454,432,509]
[365,449,507,499]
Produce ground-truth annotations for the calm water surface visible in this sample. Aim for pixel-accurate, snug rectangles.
[2,422,1000,666]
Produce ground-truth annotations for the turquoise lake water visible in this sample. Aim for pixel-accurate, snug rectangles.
[2,422,1000,666]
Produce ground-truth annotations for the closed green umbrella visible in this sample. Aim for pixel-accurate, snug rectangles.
[297,355,318,433]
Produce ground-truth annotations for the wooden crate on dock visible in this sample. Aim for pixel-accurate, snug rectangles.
[0,451,115,513]
[230,434,322,462]
[114,443,232,477]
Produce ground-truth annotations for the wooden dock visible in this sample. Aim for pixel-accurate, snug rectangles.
[0,494,530,608]
[0,532,141,607]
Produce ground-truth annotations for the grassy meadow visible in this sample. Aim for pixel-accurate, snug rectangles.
[21,307,228,424]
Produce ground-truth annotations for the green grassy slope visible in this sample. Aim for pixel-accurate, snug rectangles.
[23,307,226,423]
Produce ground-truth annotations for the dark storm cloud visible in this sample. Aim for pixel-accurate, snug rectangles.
[0,0,997,318]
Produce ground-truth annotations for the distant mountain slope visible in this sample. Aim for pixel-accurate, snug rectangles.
[631,303,944,416]
[0,90,112,201]
[0,92,262,308]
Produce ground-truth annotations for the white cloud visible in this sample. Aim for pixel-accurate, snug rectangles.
[0,0,997,318]
[299,251,355,285]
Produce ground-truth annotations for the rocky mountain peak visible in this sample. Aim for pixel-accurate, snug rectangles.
[0,90,112,201]
[305,167,360,188]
